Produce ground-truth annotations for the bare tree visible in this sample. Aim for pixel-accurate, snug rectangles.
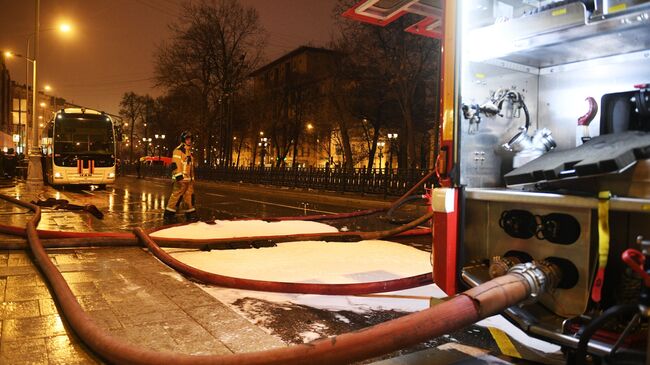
[333,1,440,169]
[119,92,146,163]
[154,0,266,166]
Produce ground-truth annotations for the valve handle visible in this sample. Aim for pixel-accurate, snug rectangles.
[622,249,650,287]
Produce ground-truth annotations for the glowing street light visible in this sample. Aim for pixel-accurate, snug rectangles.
[59,23,72,33]
[307,123,314,130]
[378,141,386,172]
[21,5,76,184]
[44,84,51,91]
[387,133,398,171]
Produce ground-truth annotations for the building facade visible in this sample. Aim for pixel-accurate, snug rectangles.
[245,46,340,168]
[0,59,13,151]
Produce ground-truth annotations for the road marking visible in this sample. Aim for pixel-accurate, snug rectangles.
[81,190,95,196]
[488,326,522,359]
[205,193,226,197]
[239,198,338,214]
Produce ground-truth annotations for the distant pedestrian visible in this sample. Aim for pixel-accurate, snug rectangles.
[136,158,141,179]
[163,131,198,222]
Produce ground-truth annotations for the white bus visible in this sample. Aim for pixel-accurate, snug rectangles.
[42,108,117,188]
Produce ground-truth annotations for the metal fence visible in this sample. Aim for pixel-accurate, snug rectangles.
[123,164,429,196]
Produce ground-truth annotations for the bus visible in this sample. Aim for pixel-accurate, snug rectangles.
[42,108,117,187]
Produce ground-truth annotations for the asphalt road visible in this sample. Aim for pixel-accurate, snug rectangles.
[0,176,426,235]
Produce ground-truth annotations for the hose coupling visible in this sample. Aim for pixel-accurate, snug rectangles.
[489,255,523,278]
[508,261,561,304]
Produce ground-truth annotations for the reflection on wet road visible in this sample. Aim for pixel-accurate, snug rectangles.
[0,177,412,234]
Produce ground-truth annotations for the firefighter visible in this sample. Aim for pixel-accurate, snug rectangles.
[163,131,198,222]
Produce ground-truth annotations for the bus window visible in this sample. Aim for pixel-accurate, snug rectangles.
[54,118,114,155]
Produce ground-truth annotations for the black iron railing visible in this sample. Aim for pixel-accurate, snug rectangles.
[122,164,429,196]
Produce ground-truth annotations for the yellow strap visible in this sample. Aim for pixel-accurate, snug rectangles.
[597,191,611,268]
[488,327,521,359]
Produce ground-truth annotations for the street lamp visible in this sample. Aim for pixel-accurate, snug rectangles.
[387,133,398,171]
[378,141,385,173]
[259,137,268,168]
[154,134,165,160]
[59,23,72,33]
[3,5,75,185]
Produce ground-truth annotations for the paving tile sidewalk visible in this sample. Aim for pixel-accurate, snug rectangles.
[0,247,285,364]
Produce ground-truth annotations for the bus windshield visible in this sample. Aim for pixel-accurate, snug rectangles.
[54,118,114,155]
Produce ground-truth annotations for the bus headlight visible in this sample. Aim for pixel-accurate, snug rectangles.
[108,172,115,179]
[54,172,63,179]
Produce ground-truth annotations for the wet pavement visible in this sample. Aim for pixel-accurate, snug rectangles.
[1,175,414,233]
[0,176,535,364]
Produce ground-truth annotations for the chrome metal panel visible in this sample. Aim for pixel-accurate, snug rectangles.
[465,196,593,317]
[466,188,650,213]
[463,200,489,262]
[538,53,650,149]
[482,2,650,67]
[468,2,587,45]
[459,61,540,187]
[459,45,650,188]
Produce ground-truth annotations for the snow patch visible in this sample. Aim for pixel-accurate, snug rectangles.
[151,220,338,239]
[298,331,322,342]
[334,313,350,324]
[157,223,560,355]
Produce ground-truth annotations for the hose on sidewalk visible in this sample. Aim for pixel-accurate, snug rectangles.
[0,211,431,250]
[1,191,542,365]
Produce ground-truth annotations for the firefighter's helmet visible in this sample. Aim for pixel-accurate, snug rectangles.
[180,131,193,143]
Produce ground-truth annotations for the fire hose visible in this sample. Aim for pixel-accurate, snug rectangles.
[135,227,432,295]
[384,194,428,224]
[0,191,556,365]
[0,167,437,245]
[0,212,432,250]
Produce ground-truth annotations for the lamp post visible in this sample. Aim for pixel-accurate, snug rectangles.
[142,137,152,156]
[26,0,42,185]
[387,133,398,172]
[258,137,268,168]
[3,4,73,184]
[154,134,165,160]
[377,141,385,173]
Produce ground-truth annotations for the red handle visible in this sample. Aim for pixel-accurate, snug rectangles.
[591,268,605,303]
[622,249,650,287]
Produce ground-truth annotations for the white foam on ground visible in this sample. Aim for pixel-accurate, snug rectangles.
[151,219,339,239]
[159,223,560,354]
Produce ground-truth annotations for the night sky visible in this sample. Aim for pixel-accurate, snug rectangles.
[0,0,337,115]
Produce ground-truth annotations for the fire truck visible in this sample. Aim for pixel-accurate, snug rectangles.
[346,1,650,363]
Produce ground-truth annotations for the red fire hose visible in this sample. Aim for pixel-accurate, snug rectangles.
[0,227,431,250]
[0,213,431,250]
[135,227,432,295]
[0,167,437,241]
[3,192,535,365]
